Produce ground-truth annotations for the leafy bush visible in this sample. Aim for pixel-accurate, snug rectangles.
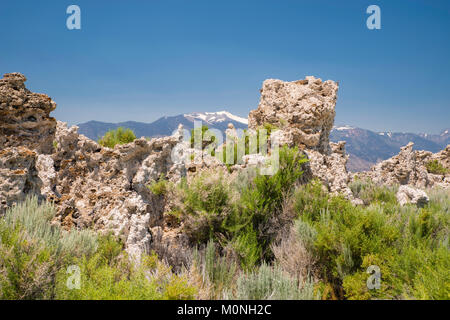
[230,228,262,270]
[55,237,197,300]
[0,197,197,300]
[0,197,97,299]
[426,160,448,175]
[148,174,171,196]
[0,223,56,299]
[224,146,308,267]
[180,171,231,244]
[293,182,450,300]
[184,172,230,215]
[98,127,136,148]
[2,197,98,258]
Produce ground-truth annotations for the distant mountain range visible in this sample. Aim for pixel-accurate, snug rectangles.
[77,112,449,172]
[78,111,248,142]
[330,126,450,171]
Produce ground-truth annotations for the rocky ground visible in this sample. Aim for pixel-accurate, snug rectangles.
[1,72,448,262]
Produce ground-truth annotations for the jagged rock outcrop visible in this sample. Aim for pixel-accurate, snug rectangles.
[249,76,338,153]
[47,121,186,260]
[396,185,429,207]
[0,147,42,214]
[0,73,57,213]
[0,73,56,154]
[0,73,192,260]
[248,76,352,197]
[359,142,450,189]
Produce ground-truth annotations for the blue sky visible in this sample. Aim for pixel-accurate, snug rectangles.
[1,0,449,133]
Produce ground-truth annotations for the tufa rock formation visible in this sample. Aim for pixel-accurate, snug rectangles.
[0,147,42,213]
[0,73,56,154]
[359,142,450,189]
[0,73,56,213]
[0,73,187,260]
[396,185,429,207]
[249,76,338,153]
[45,121,186,260]
[248,76,352,198]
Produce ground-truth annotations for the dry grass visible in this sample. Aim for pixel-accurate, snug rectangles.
[271,221,317,283]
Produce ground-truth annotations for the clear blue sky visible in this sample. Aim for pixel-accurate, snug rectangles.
[1,0,449,133]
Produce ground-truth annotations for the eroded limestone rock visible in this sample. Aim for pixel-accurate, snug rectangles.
[0,147,42,214]
[0,73,56,154]
[396,185,429,207]
[249,76,338,153]
[0,71,189,259]
[46,121,186,260]
[359,142,449,189]
[248,76,351,197]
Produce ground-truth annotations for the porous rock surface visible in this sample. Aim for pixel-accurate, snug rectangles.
[0,73,189,260]
[0,73,56,154]
[248,76,338,153]
[359,142,450,189]
[48,121,186,259]
[0,147,42,214]
[248,76,352,198]
[396,185,429,207]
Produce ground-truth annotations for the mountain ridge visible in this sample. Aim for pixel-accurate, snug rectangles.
[78,111,248,142]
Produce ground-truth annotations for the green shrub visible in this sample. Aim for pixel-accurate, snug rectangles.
[293,182,450,300]
[98,127,136,148]
[0,197,97,299]
[184,172,230,215]
[426,160,448,175]
[231,227,262,270]
[349,178,397,205]
[180,171,231,244]
[224,146,308,267]
[148,174,171,196]
[0,223,55,299]
[55,237,196,300]
[293,179,330,217]
[0,197,197,300]
[1,197,98,259]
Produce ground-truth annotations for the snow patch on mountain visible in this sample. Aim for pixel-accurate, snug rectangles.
[184,111,248,125]
[332,125,354,131]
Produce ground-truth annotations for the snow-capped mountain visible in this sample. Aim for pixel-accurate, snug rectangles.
[184,111,248,125]
[78,111,248,141]
[418,128,450,146]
